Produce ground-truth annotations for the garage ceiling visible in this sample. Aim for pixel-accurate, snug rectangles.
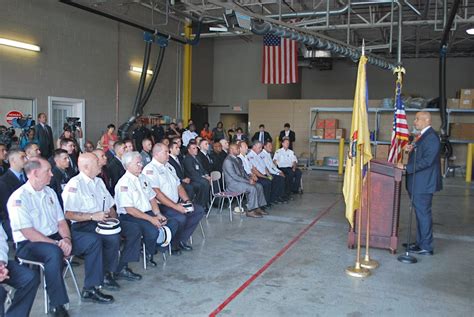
[67,0,474,58]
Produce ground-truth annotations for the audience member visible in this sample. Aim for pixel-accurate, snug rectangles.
[0,226,39,316]
[274,137,302,194]
[197,139,213,174]
[100,124,118,152]
[142,143,205,254]
[222,143,267,218]
[279,123,296,150]
[35,113,54,159]
[124,139,134,153]
[165,122,181,139]
[200,122,213,141]
[261,141,289,201]
[59,138,79,178]
[49,149,71,208]
[212,122,226,142]
[150,120,165,144]
[183,143,211,208]
[210,142,227,173]
[219,139,229,154]
[140,138,153,167]
[176,120,185,136]
[93,149,113,195]
[251,124,272,144]
[24,142,41,160]
[19,127,38,150]
[0,144,8,176]
[131,119,151,152]
[115,151,179,266]
[106,141,126,195]
[182,124,198,147]
[0,150,27,241]
[84,140,95,153]
[232,127,247,143]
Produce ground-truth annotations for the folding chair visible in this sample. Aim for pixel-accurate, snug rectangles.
[17,256,80,314]
[141,241,170,270]
[206,171,243,222]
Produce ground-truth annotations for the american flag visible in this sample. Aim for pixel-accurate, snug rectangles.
[262,34,298,84]
[388,82,410,163]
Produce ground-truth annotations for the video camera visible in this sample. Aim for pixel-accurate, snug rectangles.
[12,115,35,131]
[65,117,81,132]
[0,125,16,149]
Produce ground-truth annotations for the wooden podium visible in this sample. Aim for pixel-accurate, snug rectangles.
[348,159,403,254]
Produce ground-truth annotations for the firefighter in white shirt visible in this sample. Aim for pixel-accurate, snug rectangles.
[62,153,142,292]
[274,137,302,194]
[115,151,179,266]
[142,143,204,255]
[247,141,285,206]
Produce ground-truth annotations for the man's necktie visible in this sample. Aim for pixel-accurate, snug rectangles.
[259,132,264,143]
[19,173,26,184]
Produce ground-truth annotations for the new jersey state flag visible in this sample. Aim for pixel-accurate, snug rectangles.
[342,55,373,228]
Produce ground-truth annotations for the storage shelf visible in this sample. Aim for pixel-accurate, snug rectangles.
[308,106,474,170]
[308,165,339,171]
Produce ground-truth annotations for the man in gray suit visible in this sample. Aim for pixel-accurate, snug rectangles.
[222,143,267,218]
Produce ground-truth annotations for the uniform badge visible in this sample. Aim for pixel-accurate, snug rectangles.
[68,187,77,193]
[120,186,128,192]
[143,181,148,188]
[49,197,54,205]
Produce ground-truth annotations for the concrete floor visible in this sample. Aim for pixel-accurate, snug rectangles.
[29,170,474,316]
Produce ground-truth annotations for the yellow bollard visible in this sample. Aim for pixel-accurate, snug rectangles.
[338,138,345,175]
[466,143,473,183]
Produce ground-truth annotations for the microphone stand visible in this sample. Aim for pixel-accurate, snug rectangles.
[398,145,418,264]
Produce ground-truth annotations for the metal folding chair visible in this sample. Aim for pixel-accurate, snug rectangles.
[17,256,80,314]
[206,171,243,221]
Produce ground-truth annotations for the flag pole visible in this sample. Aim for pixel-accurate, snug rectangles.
[360,161,379,269]
[346,144,371,278]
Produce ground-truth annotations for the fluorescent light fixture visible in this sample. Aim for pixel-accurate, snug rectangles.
[130,66,153,75]
[467,27,474,35]
[0,38,41,52]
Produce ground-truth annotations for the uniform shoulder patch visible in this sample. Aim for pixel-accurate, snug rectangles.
[68,187,77,193]
[146,170,154,175]
[120,186,128,192]
[13,199,22,206]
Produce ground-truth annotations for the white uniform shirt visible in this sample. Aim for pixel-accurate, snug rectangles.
[246,150,267,175]
[182,130,198,146]
[238,153,252,175]
[260,150,281,175]
[115,171,155,214]
[8,182,65,243]
[62,172,114,222]
[142,159,180,203]
[0,227,9,263]
[274,148,298,168]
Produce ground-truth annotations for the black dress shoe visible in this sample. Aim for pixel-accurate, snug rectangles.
[412,248,434,255]
[81,288,115,304]
[50,305,69,317]
[402,243,417,249]
[171,248,182,256]
[179,241,193,251]
[146,254,158,267]
[103,273,120,291]
[116,267,142,281]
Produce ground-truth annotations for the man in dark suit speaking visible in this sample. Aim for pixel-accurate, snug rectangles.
[35,113,55,159]
[398,111,442,256]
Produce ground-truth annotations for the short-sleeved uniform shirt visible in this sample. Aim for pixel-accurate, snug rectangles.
[8,182,65,243]
[62,172,114,223]
[259,150,281,175]
[115,171,155,214]
[247,150,268,175]
[142,159,180,203]
[273,148,298,168]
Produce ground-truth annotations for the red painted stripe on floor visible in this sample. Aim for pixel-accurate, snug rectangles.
[209,198,342,316]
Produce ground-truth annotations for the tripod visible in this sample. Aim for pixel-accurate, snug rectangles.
[398,146,418,264]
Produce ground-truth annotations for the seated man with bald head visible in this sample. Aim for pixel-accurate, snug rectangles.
[62,153,142,293]
[397,111,442,255]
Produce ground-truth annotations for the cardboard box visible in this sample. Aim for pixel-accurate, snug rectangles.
[324,118,339,129]
[460,98,474,109]
[316,119,325,129]
[447,98,459,108]
[450,123,474,140]
[324,128,336,139]
[375,144,390,160]
[313,128,324,139]
[335,128,346,139]
[457,88,474,99]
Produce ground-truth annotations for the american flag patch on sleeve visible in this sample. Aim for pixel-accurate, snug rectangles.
[146,170,153,175]
[120,186,128,192]
[68,187,77,193]
[13,200,22,206]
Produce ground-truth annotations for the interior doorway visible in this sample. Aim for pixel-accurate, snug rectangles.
[191,104,209,131]
[48,96,85,149]
[220,113,249,133]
